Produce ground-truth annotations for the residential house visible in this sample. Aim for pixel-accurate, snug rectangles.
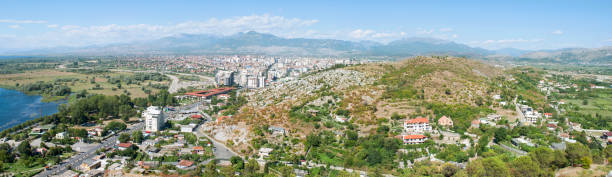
[546,124,557,131]
[470,119,480,129]
[30,124,55,135]
[258,148,274,159]
[180,124,196,133]
[268,126,286,135]
[404,117,431,133]
[55,132,68,139]
[543,113,553,118]
[487,114,502,121]
[511,137,535,147]
[437,116,453,127]
[193,146,205,155]
[117,143,133,150]
[398,135,428,144]
[335,115,348,123]
[570,123,582,131]
[177,160,194,169]
[80,159,101,171]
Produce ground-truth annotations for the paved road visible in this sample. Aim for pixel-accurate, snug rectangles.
[35,123,144,177]
[194,124,239,160]
[166,74,181,93]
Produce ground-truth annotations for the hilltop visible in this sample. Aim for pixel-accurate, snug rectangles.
[222,56,513,155]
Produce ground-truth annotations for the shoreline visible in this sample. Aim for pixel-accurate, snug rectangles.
[0,88,66,132]
[0,84,69,103]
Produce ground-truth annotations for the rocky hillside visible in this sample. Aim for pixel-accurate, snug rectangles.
[224,56,510,154]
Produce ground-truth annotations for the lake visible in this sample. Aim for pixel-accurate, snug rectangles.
[0,88,65,131]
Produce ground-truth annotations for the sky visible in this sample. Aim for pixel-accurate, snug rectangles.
[1,0,611,51]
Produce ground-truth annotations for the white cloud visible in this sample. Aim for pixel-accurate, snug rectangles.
[478,38,543,44]
[348,29,406,42]
[8,25,21,29]
[467,38,544,50]
[552,30,563,35]
[416,29,434,35]
[0,14,321,49]
[349,29,375,39]
[439,28,453,32]
[0,19,46,24]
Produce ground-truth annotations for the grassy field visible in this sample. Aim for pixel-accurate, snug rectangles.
[0,69,169,99]
[564,90,612,117]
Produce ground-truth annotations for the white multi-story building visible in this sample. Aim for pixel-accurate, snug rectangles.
[143,106,165,132]
[215,70,234,86]
[404,117,432,133]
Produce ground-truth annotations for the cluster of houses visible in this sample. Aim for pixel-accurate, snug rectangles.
[396,116,454,145]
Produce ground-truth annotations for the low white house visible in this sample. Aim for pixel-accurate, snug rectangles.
[180,123,197,133]
[259,148,274,159]
[56,132,68,139]
[335,115,348,123]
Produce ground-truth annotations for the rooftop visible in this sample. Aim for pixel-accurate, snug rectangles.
[406,117,429,124]
[185,87,235,97]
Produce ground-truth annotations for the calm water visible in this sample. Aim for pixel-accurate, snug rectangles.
[0,88,64,131]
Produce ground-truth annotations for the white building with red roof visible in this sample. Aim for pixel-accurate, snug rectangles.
[404,117,432,133]
[397,135,428,144]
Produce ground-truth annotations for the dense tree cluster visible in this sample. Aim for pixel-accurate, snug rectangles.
[19,81,71,96]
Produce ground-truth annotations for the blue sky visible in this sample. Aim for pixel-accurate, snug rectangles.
[1,0,611,51]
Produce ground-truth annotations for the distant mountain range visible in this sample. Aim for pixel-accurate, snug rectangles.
[516,47,612,64]
[3,31,494,57]
[2,31,611,64]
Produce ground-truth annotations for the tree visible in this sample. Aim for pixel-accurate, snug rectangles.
[580,157,592,169]
[510,156,541,177]
[244,158,260,175]
[305,133,321,148]
[441,163,458,177]
[493,128,508,143]
[467,157,510,177]
[221,165,235,177]
[278,166,294,177]
[17,140,32,157]
[104,121,126,135]
[565,143,591,166]
[230,156,244,171]
[118,133,130,143]
[132,131,144,144]
[376,125,389,134]
[529,147,555,169]
[204,161,219,177]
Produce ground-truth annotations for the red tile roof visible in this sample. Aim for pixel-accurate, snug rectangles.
[185,87,234,97]
[217,116,230,124]
[544,113,553,116]
[471,119,480,124]
[406,117,429,124]
[193,146,204,151]
[401,135,427,140]
[191,114,202,119]
[118,143,132,148]
[178,160,194,167]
